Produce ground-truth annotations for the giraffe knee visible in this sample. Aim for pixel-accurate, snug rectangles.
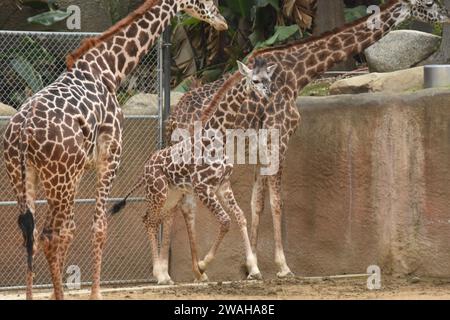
[39,227,59,253]
[269,196,283,211]
[220,216,231,233]
[60,220,76,239]
[92,217,107,234]
[239,216,247,228]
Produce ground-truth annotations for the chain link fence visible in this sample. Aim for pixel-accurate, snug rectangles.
[0,31,164,289]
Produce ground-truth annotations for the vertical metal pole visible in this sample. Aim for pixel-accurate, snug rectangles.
[161,26,172,147]
[158,38,164,150]
[157,27,172,268]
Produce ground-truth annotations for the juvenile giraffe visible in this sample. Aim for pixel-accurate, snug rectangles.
[3,0,227,300]
[166,0,450,279]
[112,58,276,284]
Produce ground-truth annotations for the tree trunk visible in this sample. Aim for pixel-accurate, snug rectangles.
[420,0,450,65]
[313,0,346,35]
[313,0,355,70]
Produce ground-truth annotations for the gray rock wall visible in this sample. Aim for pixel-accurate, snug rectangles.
[2,89,450,283]
[169,88,450,281]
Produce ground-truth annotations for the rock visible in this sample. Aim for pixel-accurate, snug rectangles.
[122,92,184,116]
[0,102,16,116]
[409,277,421,284]
[329,67,424,95]
[365,30,441,72]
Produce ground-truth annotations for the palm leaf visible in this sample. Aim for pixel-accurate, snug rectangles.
[280,0,317,29]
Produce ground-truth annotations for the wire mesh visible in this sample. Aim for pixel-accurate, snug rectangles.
[0,31,162,289]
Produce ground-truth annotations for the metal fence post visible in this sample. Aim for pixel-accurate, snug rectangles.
[161,26,172,148]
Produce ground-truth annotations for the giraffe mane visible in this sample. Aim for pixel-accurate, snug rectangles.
[66,0,161,71]
[199,72,242,127]
[249,0,397,59]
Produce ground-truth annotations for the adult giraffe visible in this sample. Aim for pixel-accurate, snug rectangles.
[166,0,450,279]
[3,0,227,300]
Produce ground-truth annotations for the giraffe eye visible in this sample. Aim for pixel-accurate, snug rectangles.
[253,80,261,84]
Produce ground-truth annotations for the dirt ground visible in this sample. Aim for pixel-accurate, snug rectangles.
[2,276,450,300]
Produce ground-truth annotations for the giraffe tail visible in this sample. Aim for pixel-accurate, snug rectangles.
[18,209,35,271]
[18,107,36,273]
[110,176,146,215]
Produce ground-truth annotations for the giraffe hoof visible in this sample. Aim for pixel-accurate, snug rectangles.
[158,278,174,285]
[90,292,103,300]
[277,271,295,279]
[247,272,263,281]
[195,273,209,283]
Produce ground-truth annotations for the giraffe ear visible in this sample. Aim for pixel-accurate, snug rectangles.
[267,64,277,78]
[237,61,252,77]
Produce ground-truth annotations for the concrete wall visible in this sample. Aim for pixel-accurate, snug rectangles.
[2,88,450,285]
[170,88,450,282]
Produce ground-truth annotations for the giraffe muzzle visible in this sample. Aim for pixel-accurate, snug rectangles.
[213,15,228,31]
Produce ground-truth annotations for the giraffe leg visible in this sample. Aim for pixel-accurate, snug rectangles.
[90,139,121,300]
[268,173,294,278]
[144,217,168,285]
[194,185,231,274]
[218,181,261,280]
[179,194,207,282]
[40,171,80,300]
[40,225,64,299]
[142,167,173,285]
[4,134,39,300]
[54,173,82,299]
[158,212,175,285]
[250,172,267,262]
[48,216,76,300]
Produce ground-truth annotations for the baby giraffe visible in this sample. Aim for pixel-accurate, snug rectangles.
[112,58,276,284]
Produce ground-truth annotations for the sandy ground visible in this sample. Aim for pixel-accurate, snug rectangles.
[2,276,450,300]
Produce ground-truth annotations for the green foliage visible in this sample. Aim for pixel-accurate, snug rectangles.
[299,81,331,97]
[25,0,72,26]
[433,23,443,36]
[9,56,43,92]
[0,35,58,107]
[171,0,308,85]
[27,10,72,26]
[344,5,368,23]
[253,25,300,50]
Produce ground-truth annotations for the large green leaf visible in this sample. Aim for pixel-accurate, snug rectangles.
[253,24,299,50]
[27,9,72,26]
[10,56,43,93]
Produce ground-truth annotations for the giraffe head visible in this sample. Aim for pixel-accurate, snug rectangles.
[180,0,228,31]
[404,0,450,23]
[237,58,277,99]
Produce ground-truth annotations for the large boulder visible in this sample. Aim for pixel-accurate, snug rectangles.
[365,30,441,72]
[329,67,424,95]
[0,102,16,116]
[122,92,184,116]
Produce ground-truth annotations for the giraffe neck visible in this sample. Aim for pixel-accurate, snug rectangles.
[202,74,252,135]
[72,0,176,92]
[256,0,406,94]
